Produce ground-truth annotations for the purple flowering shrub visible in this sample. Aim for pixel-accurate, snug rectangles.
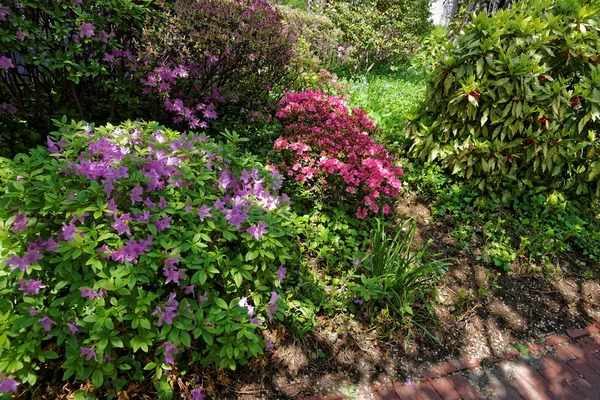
[138,0,296,130]
[0,119,296,394]
[0,0,157,155]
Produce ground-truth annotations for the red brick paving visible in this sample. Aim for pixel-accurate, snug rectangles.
[302,323,600,400]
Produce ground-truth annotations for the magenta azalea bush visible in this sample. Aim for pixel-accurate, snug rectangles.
[138,0,296,130]
[0,119,296,394]
[273,90,404,218]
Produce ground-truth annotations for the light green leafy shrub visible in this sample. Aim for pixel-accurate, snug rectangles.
[0,119,296,395]
[408,0,600,198]
[325,0,432,73]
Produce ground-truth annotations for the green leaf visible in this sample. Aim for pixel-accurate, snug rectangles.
[92,369,104,387]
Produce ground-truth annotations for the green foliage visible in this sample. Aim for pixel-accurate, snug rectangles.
[279,5,344,74]
[325,0,432,73]
[408,0,600,198]
[348,65,428,152]
[348,218,449,339]
[0,0,155,154]
[0,120,297,393]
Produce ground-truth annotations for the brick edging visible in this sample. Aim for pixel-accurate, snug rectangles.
[301,320,600,400]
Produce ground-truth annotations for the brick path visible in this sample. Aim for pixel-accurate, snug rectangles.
[303,321,600,400]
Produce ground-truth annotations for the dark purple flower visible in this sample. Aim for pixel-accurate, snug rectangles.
[265,342,274,351]
[143,197,156,208]
[159,197,168,209]
[38,316,56,332]
[0,56,13,70]
[81,347,98,362]
[68,323,79,335]
[163,257,185,285]
[11,212,28,234]
[246,221,268,240]
[131,186,143,204]
[112,213,131,235]
[198,291,208,305]
[0,376,19,393]
[44,238,59,252]
[197,205,212,221]
[190,387,206,400]
[276,265,287,283]
[160,342,179,366]
[80,287,103,300]
[18,279,46,296]
[79,22,95,38]
[153,215,171,232]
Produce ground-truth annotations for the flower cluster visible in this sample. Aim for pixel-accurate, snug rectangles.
[274,90,404,218]
[0,120,296,391]
[138,0,296,129]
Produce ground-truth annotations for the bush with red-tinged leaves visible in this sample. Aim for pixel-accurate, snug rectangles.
[273,90,404,219]
[138,0,296,130]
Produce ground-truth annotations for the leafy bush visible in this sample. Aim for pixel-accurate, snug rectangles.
[0,120,297,394]
[272,90,404,219]
[325,0,432,73]
[279,6,344,72]
[139,0,296,130]
[0,0,155,155]
[408,0,600,198]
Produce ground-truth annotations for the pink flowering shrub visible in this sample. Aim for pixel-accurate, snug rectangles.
[0,120,296,394]
[273,90,404,218]
[138,0,296,130]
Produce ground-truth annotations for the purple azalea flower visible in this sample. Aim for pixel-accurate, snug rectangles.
[198,291,208,305]
[112,213,131,235]
[68,323,79,335]
[183,285,195,297]
[71,212,89,224]
[163,257,185,285]
[0,376,19,393]
[159,197,168,209]
[160,342,179,366]
[61,221,79,242]
[81,347,98,362]
[79,22,95,38]
[269,291,280,304]
[80,287,103,300]
[265,342,274,351]
[103,182,114,197]
[0,56,13,70]
[153,215,171,232]
[107,197,118,212]
[276,265,287,283]
[27,307,38,317]
[249,317,262,325]
[267,304,278,321]
[405,378,414,387]
[44,238,59,252]
[131,185,143,204]
[190,388,206,400]
[153,292,179,326]
[143,197,156,208]
[134,210,152,223]
[197,205,212,221]
[104,354,115,363]
[18,279,46,296]
[11,212,28,233]
[38,316,56,332]
[213,198,225,210]
[224,205,249,229]
[246,221,268,240]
